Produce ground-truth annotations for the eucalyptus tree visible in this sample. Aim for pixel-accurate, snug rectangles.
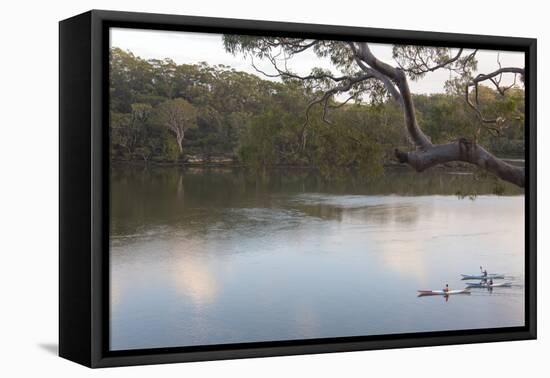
[223,37,525,187]
[155,98,198,154]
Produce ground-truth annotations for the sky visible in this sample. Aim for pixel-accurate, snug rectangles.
[110,27,525,95]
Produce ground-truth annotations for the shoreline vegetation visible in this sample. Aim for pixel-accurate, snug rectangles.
[111,155,525,197]
[110,47,524,181]
[111,155,525,169]
[110,161,525,197]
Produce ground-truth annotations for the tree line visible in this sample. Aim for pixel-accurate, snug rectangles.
[110,47,524,178]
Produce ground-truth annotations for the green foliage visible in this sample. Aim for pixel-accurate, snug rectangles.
[109,47,525,173]
[309,121,384,179]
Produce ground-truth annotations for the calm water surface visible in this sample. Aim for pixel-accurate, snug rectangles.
[110,166,525,350]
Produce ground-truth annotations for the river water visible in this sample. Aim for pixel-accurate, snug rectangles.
[109,166,525,351]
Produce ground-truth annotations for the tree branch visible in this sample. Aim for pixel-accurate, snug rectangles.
[250,55,352,83]
[354,42,433,149]
[465,66,525,124]
[299,72,375,146]
[404,48,464,75]
[348,42,404,107]
[229,36,526,188]
[471,67,525,84]
[395,139,524,187]
[361,44,525,187]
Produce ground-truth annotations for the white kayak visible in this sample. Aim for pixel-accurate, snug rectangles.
[461,274,504,280]
[417,289,470,296]
[466,282,512,288]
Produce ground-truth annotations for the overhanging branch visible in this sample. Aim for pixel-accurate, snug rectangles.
[395,139,524,187]
[354,42,432,149]
[465,66,525,124]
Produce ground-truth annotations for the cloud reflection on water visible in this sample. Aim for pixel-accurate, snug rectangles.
[169,241,219,307]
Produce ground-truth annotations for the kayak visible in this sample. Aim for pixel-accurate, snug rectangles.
[466,282,512,288]
[417,289,470,296]
[461,274,504,280]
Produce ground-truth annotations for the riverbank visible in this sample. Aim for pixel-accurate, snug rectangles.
[111,155,525,170]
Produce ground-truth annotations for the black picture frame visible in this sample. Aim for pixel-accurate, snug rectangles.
[59,9,537,368]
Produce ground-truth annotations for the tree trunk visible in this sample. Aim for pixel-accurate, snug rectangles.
[394,139,525,187]
[176,132,184,154]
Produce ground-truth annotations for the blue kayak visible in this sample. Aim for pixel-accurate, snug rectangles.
[461,273,504,280]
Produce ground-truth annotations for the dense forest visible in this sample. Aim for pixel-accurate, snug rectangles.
[110,47,524,178]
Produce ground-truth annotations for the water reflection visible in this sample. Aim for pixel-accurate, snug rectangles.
[170,240,219,306]
[110,166,525,350]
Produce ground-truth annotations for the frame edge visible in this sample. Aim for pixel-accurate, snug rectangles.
[59,11,94,368]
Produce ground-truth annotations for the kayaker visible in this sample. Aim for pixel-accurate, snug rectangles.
[480,266,488,277]
[444,284,449,293]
